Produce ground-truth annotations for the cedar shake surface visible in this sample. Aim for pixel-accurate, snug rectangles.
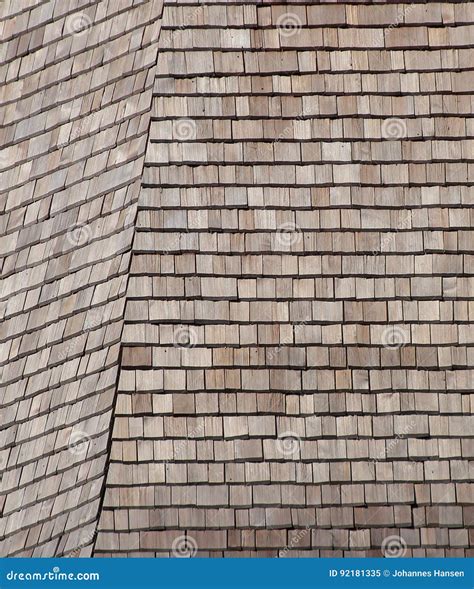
[0,0,165,556]
[1,0,473,558]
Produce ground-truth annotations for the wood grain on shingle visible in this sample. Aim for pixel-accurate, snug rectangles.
[2,0,473,559]
[0,0,164,557]
[92,0,474,558]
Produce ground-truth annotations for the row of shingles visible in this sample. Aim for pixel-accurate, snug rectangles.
[94,1,474,555]
[137,187,474,213]
[145,165,474,188]
[144,0,474,376]
[161,3,473,27]
[99,10,470,556]
[161,1,473,19]
[0,1,161,206]
[0,0,48,23]
[95,380,472,557]
[148,3,474,556]
[0,0,163,557]
[147,140,474,164]
[200,5,470,552]
[153,51,474,76]
[95,364,473,555]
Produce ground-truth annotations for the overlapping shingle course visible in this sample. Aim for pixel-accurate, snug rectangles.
[94,0,473,557]
[1,0,164,556]
[1,0,473,559]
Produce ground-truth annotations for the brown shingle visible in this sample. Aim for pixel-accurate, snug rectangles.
[4,0,472,559]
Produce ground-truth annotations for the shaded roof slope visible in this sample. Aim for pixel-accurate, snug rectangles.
[0,0,164,556]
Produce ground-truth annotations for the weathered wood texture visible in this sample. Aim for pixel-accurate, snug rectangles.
[0,0,164,556]
[94,0,474,557]
[1,0,473,559]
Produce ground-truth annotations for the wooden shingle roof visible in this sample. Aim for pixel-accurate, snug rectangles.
[1,0,473,558]
[0,0,164,556]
